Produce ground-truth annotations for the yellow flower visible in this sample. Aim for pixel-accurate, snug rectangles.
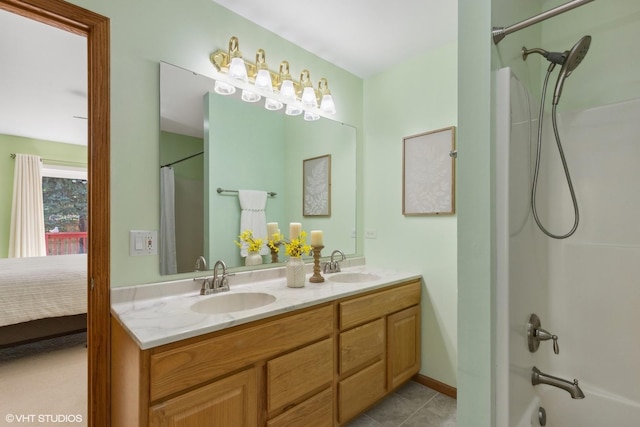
[283,230,311,258]
[234,230,263,253]
[267,231,284,253]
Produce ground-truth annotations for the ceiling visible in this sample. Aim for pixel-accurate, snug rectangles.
[0,2,458,146]
[211,0,458,79]
[0,9,87,146]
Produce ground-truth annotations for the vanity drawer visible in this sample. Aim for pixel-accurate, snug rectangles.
[266,387,333,427]
[150,304,333,402]
[339,318,384,375]
[267,338,333,413]
[338,359,386,424]
[339,281,421,330]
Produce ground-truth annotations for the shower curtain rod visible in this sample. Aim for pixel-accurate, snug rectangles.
[161,151,204,168]
[9,153,86,167]
[492,0,595,45]
[216,187,277,197]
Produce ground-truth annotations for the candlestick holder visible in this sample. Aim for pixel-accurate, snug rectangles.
[310,245,325,283]
[268,242,281,264]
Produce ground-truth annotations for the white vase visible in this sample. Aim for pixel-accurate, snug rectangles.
[286,257,306,288]
[245,252,263,266]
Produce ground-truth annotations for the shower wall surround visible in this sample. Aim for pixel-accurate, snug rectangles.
[497,67,640,426]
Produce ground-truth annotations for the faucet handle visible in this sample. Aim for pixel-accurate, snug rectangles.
[536,327,560,354]
[527,313,560,355]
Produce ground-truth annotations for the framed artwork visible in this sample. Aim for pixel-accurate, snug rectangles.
[303,154,331,216]
[402,126,456,215]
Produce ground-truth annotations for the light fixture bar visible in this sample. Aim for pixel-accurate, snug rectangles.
[210,36,336,118]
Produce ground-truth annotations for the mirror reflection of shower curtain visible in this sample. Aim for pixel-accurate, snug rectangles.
[9,154,46,258]
[160,166,177,274]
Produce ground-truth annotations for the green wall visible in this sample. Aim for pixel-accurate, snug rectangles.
[363,42,458,387]
[0,134,87,258]
[159,131,203,181]
[67,0,364,286]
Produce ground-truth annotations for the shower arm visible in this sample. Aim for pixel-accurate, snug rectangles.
[492,0,595,44]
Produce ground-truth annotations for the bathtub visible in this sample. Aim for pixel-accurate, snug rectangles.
[518,386,640,427]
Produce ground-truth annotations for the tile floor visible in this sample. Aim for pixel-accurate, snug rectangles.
[346,381,457,427]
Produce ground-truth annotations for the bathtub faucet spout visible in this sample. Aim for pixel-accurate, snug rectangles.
[531,366,585,399]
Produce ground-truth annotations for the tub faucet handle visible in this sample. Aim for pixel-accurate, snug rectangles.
[527,313,559,355]
[536,327,559,354]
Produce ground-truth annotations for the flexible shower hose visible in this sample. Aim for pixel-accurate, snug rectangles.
[530,68,580,239]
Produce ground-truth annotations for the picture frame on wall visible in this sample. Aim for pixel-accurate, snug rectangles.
[303,154,331,216]
[402,126,456,215]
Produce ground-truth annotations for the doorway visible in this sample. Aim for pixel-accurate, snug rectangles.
[0,1,110,425]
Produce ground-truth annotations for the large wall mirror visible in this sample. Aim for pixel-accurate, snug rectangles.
[160,62,357,275]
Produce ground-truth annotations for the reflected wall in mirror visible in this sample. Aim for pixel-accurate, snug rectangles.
[160,62,357,274]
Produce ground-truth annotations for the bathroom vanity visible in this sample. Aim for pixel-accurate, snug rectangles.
[110,265,421,426]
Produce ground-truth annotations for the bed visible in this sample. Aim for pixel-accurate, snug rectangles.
[0,254,87,348]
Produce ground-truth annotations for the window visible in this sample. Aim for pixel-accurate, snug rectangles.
[42,164,88,255]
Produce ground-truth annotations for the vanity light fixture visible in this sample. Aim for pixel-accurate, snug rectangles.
[318,78,336,115]
[210,36,336,120]
[280,61,302,116]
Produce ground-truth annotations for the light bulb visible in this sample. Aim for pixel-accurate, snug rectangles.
[304,111,320,121]
[255,69,273,93]
[241,90,261,103]
[214,80,236,95]
[280,80,296,102]
[320,94,336,114]
[228,57,248,82]
[265,98,284,111]
[301,87,317,108]
[285,104,303,116]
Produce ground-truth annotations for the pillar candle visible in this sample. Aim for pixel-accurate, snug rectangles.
[289,222,301,240]
[267,222,278,240]
[310,230,323,246]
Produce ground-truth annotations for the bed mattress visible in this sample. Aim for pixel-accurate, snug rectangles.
[0,254,87,327]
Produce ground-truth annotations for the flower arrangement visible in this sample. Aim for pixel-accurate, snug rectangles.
[267,232,283,253]
[234,230,263,253]
[282,230,312,258]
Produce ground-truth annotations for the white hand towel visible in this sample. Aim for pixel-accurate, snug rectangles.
[238,190,268,256]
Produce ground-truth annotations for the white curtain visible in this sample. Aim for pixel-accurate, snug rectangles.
[9,154,46,258]
[160,167,177,275]
[238,190,268,257]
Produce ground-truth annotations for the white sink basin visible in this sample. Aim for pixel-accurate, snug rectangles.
[190,292,276,314]
[327,272,381,283]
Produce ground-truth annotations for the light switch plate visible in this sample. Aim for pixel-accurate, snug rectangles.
[129,230,157,256]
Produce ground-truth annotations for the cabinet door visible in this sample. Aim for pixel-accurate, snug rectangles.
[338,359,386,424]
[149,368,257,427]
[387,305,421,390]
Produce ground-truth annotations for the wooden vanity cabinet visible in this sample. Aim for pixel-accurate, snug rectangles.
[111,279,421,427]
[337,280,421,425]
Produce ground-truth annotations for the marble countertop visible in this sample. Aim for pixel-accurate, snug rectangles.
[111,260,421,350]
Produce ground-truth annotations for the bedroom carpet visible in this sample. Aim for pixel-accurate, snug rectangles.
[0,333,87,426]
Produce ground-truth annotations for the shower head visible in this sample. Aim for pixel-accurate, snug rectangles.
[553,35,591,105]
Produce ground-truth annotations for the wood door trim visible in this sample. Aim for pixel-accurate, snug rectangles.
[0,1,111,426]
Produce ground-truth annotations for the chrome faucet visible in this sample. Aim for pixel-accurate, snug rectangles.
[210,260,232,293]
[531,366,585,399]
[195,259,233,295]
[322,249,345,274]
